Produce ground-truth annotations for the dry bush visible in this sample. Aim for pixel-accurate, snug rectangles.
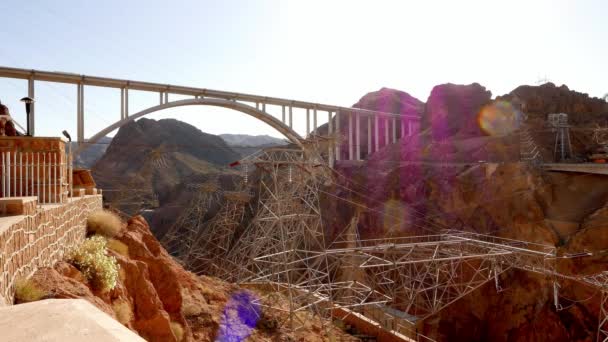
[107,239,129,257]
[112,300,133,325]
[87,210,123,237]
[14,278,46,303]
[181,288,202,317]
[170,321,184,342]
[67,235,119,292]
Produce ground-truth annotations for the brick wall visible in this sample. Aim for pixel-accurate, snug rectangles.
[0,195,102,305]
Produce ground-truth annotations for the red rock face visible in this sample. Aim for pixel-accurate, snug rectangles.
[326,158,608,341]
[424,83,493,141]
[29,216,357,342]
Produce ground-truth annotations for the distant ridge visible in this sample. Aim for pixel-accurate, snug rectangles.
[220,133,286,147]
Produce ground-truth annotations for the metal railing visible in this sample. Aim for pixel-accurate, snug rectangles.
[0,150,72,205]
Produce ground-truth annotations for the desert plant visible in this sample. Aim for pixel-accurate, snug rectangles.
[14,278,46,303]
[87,210,123,237]
[170,321,184,342]
[107,238,129,257]
[67,235,119,292]
[112,300,133,325]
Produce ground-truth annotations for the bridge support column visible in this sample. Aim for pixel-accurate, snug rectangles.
[392,118,397,143]
[289,106,293,129]
[384,117,389,146]
[77,83,84,143]
[28,77,35,136]
[306,109,310,137]
[374,115,379,152]
[125,88,129,118]
[328,111,334,167]
[367,116,372,157]
[354,113,361,160]
[348,113,353,160]
[121,88,125,120]
[313,108,317,135]
[282,106,286,124]
[335,110,341,161]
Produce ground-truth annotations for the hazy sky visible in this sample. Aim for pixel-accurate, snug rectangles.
[0,0,606,140]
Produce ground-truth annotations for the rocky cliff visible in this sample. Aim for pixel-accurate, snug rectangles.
[325,155,608,341]
[28,216,356,342]
[318,82,608,341]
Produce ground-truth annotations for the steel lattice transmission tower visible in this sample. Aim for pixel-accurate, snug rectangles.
[226,146,336,331]
[548,113,573,162]
[161,180,221,266]
[187,189,252,280]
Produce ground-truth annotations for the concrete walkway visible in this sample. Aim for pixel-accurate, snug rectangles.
[0,299,144,342]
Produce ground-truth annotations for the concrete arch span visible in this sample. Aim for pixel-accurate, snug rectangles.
[76,98,303,155]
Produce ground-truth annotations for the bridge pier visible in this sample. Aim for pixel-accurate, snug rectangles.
[77,83,84,143]
[335,110,341,161]
[28,77,35,136]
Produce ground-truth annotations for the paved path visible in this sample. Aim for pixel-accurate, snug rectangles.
[0,299,144,342]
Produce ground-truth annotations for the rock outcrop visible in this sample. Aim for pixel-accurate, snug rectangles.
[423,83,492,141]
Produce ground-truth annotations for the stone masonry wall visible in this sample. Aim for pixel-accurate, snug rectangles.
[0,195,102,305]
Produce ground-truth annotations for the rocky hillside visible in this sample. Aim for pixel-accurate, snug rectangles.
[93,118,240,217]
[498,82,608,160]
[27,216,354,341]
[498,82,608,127]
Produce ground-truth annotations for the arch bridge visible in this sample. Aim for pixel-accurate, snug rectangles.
[0,66,421,165]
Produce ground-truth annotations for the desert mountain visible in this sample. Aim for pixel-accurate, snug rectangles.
[93,118,240,217]
[220,133,285,147]
[220,133,286,157]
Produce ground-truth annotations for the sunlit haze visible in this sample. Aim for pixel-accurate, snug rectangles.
[0,0,606,139]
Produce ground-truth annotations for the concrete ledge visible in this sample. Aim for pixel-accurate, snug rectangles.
[0,196,37,216]
[71,188,86,197]
[0,299,144,341]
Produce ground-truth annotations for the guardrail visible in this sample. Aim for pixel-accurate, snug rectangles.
[0,150,72,204]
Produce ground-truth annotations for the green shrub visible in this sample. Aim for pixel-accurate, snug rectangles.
[87,210,123,237]
[14,278,46,303]
[68,235,119,292]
